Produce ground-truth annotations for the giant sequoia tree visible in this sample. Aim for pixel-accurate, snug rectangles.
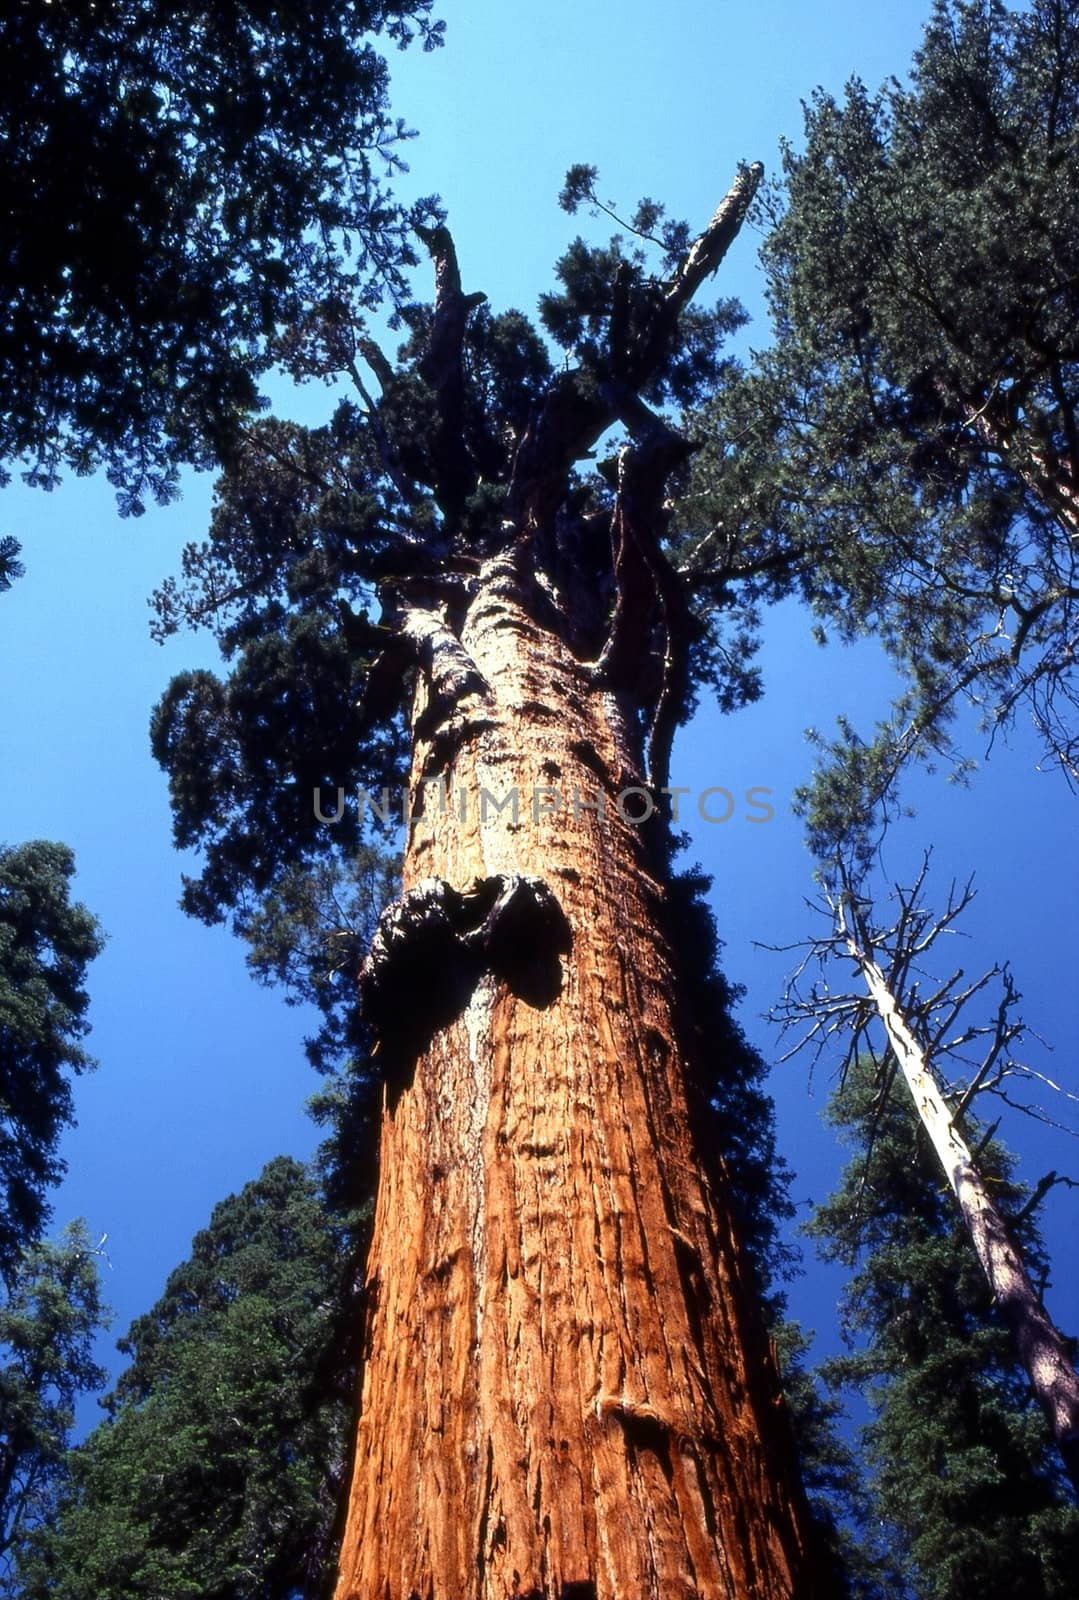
[152,171,825,1596]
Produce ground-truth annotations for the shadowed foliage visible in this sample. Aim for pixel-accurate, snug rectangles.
[0,844,103,1284]
[809,1057,1079,1599]
[17,1159,360,1600]
[0,0,443,512]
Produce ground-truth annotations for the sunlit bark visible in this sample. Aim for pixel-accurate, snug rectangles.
[334,551,817,1598]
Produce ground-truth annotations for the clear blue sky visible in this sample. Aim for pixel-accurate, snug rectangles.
[1,0,1076,1415]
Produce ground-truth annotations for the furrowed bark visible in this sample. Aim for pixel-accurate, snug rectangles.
[333,550,817,1599]
[839,914,1079,1496]
[330,170,825,1598]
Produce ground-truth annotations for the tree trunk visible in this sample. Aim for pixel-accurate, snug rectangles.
[332,547,818,1598]
[843,927,1079,1497]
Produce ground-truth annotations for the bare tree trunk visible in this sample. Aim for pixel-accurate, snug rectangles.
[332,549,819,1598]
[841,922,1079,1497]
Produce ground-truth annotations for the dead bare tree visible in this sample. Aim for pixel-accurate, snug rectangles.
[771,852,1079,1495]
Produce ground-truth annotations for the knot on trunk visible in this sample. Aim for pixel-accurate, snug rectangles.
[361,874,572,1070]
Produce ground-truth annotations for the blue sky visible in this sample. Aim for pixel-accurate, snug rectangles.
[2,0,1076,1417]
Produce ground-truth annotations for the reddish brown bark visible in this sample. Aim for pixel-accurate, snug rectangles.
[333,550,818,1600]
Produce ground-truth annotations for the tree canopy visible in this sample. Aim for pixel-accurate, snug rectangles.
[0,0,443,514]
[19,1158,358,1600]
[0,843,103,1284]
[147,173,759,940]
[0,1223,108,1587]
[680,0,1079,803]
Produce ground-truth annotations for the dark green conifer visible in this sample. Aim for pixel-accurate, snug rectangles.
[679,0,1079,792]
[808,1056,1079,1600]
[0,843,104,1282]
[18,1159,355,1600]
[0,0,442,511]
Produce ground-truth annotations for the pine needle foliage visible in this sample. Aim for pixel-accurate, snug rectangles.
[808,1057,1079,1600]
[680,0,1079,798]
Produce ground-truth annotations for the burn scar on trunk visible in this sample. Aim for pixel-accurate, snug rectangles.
[360,875,573,1074]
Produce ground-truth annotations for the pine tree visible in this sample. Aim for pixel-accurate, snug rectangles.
[808,1056,1079,1600]
[680,0,1079,791]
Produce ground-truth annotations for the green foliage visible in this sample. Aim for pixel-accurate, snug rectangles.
[240,847,400,1217]
[150,627,392,926]
[0,844,104,1283]
[557,165,692,275]
[0,0,443,511]
[0,541,22,597]
[19,1159,359,1600]
[808,1056,1079,1599]
[682,0,1079,796]
[0,1224,108,1581]
[541,178,747,412]
[241,849,398,1074]
[664,860,797,1300]
[795,716,925,874]
[771,1320,899,1600]
[662,862,889,1593]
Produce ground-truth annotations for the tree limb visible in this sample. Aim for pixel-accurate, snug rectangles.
[415,223,488,524]
[508,164,762,531]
